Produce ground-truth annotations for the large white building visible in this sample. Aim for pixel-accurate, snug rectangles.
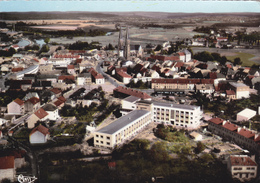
[121,99,203,129]
[94,110,151,149]
[136,100,203,129]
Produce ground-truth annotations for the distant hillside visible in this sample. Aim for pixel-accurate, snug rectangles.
[0,11,260,20]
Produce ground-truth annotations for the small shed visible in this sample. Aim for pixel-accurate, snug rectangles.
[190,131,203,141]
[236,108,256,121]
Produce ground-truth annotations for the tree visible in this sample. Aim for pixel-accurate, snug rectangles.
[40,44,49,53]
[234,57,242,66]
[44,37,50,44]
[194,141,206,154]
[154,44,162,51]
[219,56,227,65]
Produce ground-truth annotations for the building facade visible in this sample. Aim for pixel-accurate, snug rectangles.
[227,155,257,182]
[136,101,202,129]
[94,110,151,149]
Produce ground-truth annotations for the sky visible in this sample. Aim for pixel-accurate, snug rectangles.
[0,0,260,13]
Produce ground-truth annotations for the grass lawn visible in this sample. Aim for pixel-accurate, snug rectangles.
[226,52,257,66]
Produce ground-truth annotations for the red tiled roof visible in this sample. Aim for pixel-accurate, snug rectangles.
[58,75,75,81]
[30,124,50,136]
[237,128,255,139]
[209,72,217,79]
[34,108,48,119]
[174,61,184,68]
[230,156,257,166]
[114,86,151,99]
[254,135,260,142]
[11,67,24,72]
[57,96,66,102]
[152,78,214,84]
[54,96,66,107]
[208,117,224,125]
[76,59,83,63]
[33,58,39,62]
[223,122,238,131]
[88,68,104,79]
[53,54,80,59]
[0,156,15,169]
[226,90,236,95]
[50,88,62,95]
[26,97,40,105]
[54,99,63,107]
[117,71,132,78]
[67,65,75,69]
[178,52,185,56]
[14,98,24,106]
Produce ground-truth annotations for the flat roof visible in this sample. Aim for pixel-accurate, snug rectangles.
[123,95,140,103]
[153,101,200,111]
[229,82,247,88]
[97,110,150,135]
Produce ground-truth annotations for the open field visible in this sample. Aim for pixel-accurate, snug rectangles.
[226,52,257,66]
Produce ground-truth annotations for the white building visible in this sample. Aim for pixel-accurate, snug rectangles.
[237,108,256,122]
[136,100,203,129]
[42,104,60,121]
[29,125,50,144]
[229,82,250,99]
[227,155,257,182]
[94,110,152,149]
[7,98,25,115]
[121,96,141,115]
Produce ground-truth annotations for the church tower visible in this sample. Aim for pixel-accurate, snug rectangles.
[117,26,130,59]
[118,27,124,57]
[124,26,130,60]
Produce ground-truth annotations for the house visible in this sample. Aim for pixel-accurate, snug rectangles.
[0,156,15,182]
[53,96,66,109]
[24,97,40,113]
[195,84,215,94]
[67,65,76,75]
[29,125,50,144]
[58,75,75,83]
[229,82,250,99]
[88,68,105,84]
[40,89,57,103]
[7,98,25,115]
[77,73,92,85]
[227,155,257,182]
[23,92,39,101]
[27,108,49,129]
[42,104,60,121]
[237,108,256,122]
[116,70,132,84]
[38,64,54,74]
[50,88,62,97]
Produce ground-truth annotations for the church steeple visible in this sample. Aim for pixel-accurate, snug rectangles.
[124,26,130,60]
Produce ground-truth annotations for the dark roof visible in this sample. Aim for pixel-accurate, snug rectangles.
[97,110,150,135]
[42,104,57,111]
